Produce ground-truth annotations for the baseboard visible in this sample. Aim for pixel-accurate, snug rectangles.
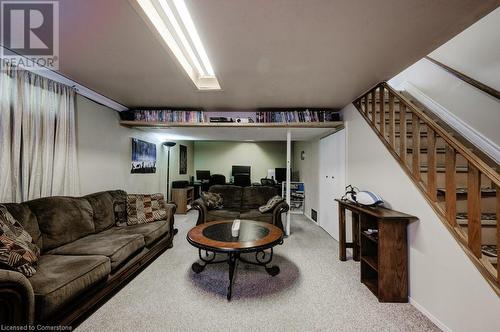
[409,297,452,332]
[399,81,500,164]
[304,213,315,223]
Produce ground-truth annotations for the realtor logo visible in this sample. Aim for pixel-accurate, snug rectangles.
[1,1,59,69]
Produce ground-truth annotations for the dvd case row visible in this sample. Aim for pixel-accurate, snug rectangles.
[255,110,339,123]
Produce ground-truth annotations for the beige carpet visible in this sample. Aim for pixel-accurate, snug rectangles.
[77,211,439,332]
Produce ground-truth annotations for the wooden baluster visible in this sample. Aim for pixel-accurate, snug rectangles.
[427,129,437,201]
[496,183,499,282]
[399,103,406,164]
[495,185,500,283]
[379,86,385,137]
[467,163,481,258]
[371,90,376,126]
[445,146,457,226]
[412,113,420,180]
[388,92,395,148]
[364,96,368,115]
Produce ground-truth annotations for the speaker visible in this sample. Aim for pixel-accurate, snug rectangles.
[172,180,189,188]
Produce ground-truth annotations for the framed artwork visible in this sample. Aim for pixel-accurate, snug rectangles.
[131,138,156,174]
[179,144,187,175]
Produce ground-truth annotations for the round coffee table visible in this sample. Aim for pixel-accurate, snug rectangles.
[187,220,284,300]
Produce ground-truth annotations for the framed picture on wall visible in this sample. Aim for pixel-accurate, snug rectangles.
[179,144,187,174]
[131,138,156,174]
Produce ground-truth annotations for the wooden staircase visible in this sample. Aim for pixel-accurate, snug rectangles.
[353,82,500,294]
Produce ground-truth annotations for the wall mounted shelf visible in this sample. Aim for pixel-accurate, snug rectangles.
[119,121,343,129]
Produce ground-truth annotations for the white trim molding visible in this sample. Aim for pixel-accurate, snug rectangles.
[409,297,452,332]
[396,81,500,164]
[1,46,128,112]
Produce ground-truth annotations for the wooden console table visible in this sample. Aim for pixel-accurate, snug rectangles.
[335,199,417,302]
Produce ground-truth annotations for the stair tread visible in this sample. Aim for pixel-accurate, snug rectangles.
[481,245,497,259]
[437,187,496,196]
[456,213,496,226]
[420,165,468,172]
[407,147,447,153]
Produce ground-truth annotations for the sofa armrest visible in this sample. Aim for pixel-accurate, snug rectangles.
[0,269,35,325]
[272,200,289,231]
[164,203,177,235]
[191,198,207,225]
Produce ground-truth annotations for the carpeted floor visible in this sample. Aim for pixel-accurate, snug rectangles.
[77,211,439,332]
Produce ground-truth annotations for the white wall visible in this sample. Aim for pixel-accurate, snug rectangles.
[343,103,500,332]
[76,95,194,196]
[389,7,500,155]
[429,7,500,91]
[390,59,500,151]
[292,139,319,219]
[193,141,286,183]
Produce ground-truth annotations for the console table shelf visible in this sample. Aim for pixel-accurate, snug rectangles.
[336,199,417,303]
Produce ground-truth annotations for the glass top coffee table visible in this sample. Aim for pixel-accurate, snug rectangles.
[187,220,284,300]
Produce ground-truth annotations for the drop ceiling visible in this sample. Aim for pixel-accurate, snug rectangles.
[58,0,499,109]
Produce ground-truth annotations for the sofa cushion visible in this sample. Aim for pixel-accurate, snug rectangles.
[24,197,95,252]
[30,254,110,321]
[4,203,42,249]
[114,220,169,247]
[0,205,40,277]
[84,191,115,232]
[108,190,128,226]
[208,185,242,209]
[47,231,145,270]
[240,209,273,223]
[241,186,279,210]
[206,209,240,222]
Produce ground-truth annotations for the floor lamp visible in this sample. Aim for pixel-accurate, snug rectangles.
[162,141,176,202]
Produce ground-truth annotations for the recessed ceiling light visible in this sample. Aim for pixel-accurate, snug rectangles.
[134,0,221,90]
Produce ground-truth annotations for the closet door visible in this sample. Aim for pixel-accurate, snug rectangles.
[319,129,346,240]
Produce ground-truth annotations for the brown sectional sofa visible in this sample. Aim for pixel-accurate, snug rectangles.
[0,190,176,326]
[191,185,289,230]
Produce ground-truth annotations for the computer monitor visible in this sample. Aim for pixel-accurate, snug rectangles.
[275,168,286,183]
[196,170,211,182]
[232,165,251,176]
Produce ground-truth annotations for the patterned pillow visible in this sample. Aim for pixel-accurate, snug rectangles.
[200,192,223,209]
[0,205,40,277]
[259,195,284,213]
[127,193,167,225]
[151,193,168,221]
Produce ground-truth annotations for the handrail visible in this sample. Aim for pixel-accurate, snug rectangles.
[425,56,500,100]
[354,82,500,294]
[382,83,500,187]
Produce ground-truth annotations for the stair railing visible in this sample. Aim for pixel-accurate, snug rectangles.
[354,82,500,294]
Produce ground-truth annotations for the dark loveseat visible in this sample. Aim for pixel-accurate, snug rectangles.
[191,185,289,230]
[0,190,176,326]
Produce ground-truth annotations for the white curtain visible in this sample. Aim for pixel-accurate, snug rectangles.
[0,62,79,203]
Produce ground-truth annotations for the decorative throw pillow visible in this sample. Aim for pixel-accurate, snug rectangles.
[259,195,284,213]
[151,193,168,221]
[200,191,223,209]
[126,193,167,225]
[127,194,155,225]
[109,190,128,226]
[0,205,40,277]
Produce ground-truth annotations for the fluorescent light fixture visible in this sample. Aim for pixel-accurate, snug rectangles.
[135,0,220,90]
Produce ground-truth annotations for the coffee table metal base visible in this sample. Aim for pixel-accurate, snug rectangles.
[191,248,280,300]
